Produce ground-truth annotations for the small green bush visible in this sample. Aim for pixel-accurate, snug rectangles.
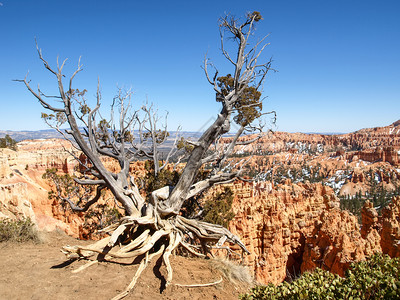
[342,253,400,299]
[240,254,400,300]
[0,218,41,243]
[203,186,235,227]
[0,134,17,150]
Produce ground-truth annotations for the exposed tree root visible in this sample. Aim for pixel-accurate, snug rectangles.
[174,277,223,287]
[61,214,249,299]
[112,244,166,300]
[71,259,98,273]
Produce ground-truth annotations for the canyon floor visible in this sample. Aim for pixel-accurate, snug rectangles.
[0,231,250,300]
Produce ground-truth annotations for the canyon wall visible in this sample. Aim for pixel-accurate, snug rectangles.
[201,181,397,284]
[346,147,399,165]
[0,182,36,221]
[227,120,400,166]
[1,128,400,285]
[380,196,400,257]
[203,181,363,283]
[0,139,80,235]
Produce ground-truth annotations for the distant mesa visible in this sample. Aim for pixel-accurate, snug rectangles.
[392,119,400,127]
[1,120,400,141]
[0,129,63,142]
[304,132,345,135]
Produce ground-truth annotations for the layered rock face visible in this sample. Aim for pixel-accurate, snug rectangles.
[249,120,400,155]
[0,150,12,179]
[202,181,342,283]
[380,196,400,257]
[0,139,80,235]
[346,147,399,165]
[16,139,78,173]
[300,207,381,277]
[0,183,36,221]
[205,181,397,284]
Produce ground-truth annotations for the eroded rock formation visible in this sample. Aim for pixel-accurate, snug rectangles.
[301,207,381,277]
[0,139,80,235]
[224,181,398,284]
[2,121,400,285]
[0,183,36,221]
[202,181,343,283]
[380,196,400,257]
[243,120,400,156]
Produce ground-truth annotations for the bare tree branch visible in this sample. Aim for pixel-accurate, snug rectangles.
[20,12,271,296]
[62,185,105,212]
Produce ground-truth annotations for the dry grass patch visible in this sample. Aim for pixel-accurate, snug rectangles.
[211,258,254,285]
[0,218,42,243]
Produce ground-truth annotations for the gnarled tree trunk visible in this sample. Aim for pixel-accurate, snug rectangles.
[18,11,274,299]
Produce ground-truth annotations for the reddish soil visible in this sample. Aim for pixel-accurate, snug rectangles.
[0,232,250,300]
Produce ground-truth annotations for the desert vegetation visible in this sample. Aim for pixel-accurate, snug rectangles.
[0,218,41,243]
[339,184,400,221]
[0,134,17,150]
[241,254,400,300]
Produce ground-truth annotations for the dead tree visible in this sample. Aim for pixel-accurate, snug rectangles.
[18,11,274,299]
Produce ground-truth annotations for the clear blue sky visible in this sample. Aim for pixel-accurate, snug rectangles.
[1,0,399,133]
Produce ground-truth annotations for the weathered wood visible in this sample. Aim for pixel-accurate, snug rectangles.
[19,12,271,300]
[175,277,223,287]
[112,244,166,300]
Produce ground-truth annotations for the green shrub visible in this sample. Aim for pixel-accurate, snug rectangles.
[0,134,17,150]
[240,254,400,300]
[0,218,41,243]
[342,253,400,299]
[203,187,235,227]
[142,160,181,194]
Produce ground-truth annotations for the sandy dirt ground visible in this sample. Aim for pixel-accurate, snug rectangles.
[0,231,250,300]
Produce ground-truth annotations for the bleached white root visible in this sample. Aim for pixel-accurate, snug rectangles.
[60,214,249,299]
[72,260,98,274]
[62,229,168,259]
[117,229,150,253]
[174,277,223,287]
[111,244,166,300]
[163,232,182,286]
[179,240,206,258]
